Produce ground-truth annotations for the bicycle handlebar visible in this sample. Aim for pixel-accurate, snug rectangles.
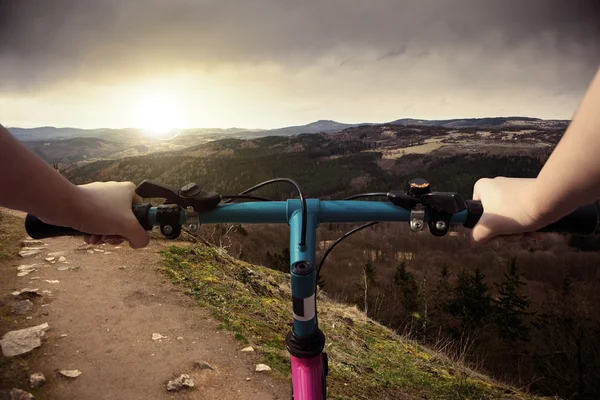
[24,200,599,239]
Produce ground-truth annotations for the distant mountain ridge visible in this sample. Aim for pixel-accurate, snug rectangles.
[390,116,569,129]
[8,116,569,141]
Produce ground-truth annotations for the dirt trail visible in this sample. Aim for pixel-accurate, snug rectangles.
[1,235,288,399]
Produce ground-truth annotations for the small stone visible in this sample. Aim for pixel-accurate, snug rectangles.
[118,266,127,270]
[114,246,122,249]
[22,239,44,247]
[152,333,166,341]
[41,290,52,295]
[47,252,65,257]
[11,300,34,315]
[59,334,68,338]
[195,361,214,371]
[12,288,41,298]
[57,256,67,263]
[29,372,46,388]
[93,249,104,253]
[166,374,194,392]
[104,252,112,255]
[19,248,43,257]
[241,346,254,352]
[255,364,272,372]
[45,257,55,262]
[59,369,82,378]
[245,377,251,381]
[25,316,32,320]
[56,266,69,271]
[0,388,35,399]
[0,322,49,357]
[176,336,183,340]
[86,250,94,254]
[17,265,37,277]
[44,280,59,284]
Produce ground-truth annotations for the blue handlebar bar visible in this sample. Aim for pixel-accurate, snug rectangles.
[148,200,469,226]
[23,199,599,239]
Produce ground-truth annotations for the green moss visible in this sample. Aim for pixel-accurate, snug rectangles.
[162,244,540,399]
[0,211,25,260]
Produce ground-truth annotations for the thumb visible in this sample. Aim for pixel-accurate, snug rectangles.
[470,214,494,244]
[122,215,150,249]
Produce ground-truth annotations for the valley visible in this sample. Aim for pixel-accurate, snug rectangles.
[7,116,600,399]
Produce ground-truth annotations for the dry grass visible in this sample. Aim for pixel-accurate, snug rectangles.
[161,243,541,399]
[0,209,26,260]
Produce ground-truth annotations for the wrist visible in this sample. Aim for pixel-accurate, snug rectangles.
[64,185,95,230]
[528,177,571,226]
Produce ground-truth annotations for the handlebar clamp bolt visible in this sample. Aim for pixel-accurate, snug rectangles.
[410,219,423,231]
[435,221,447,231]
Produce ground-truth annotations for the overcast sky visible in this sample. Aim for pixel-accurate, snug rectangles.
[1,0,599,129]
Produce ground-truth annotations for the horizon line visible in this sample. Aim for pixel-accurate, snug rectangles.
[5,115,572,131]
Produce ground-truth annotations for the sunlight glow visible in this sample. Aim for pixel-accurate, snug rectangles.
[133,94,185,137]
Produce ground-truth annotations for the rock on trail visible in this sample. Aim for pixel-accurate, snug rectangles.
[255,364,272,372]
[21,239,45,247]
[166,374,194,392]
[58,370,82,379]
[0,323,49,357]
[11,288,41,298]
[29,372,46,388]
[0,388,35,399]
[19,248,44,257]
[17,265,37,277]
[11,300,34,315]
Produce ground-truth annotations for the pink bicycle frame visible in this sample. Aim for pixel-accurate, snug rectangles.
[290,354,324,399]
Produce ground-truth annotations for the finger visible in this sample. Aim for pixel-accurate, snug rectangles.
[124,181,143,204]
[472,178,489,202]
[101,235,125,246]
[132,192,143,204]
[470,214,494,244]
[89,235,103,245]
[122,215,150,249]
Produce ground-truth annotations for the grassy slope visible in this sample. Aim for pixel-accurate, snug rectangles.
[0,210,31,388]
[162,244,538,400]
[0,210,26,261]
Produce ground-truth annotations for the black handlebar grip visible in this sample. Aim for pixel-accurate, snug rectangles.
[25,215,84,239]
[464,200,599,236]
[25,203,154,239]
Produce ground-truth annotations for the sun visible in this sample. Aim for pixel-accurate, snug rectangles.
[133,95,185,137]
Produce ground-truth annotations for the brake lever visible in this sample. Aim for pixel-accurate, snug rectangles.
[136,180,221,211]
[388,178,467,236]
[135,180,220,239]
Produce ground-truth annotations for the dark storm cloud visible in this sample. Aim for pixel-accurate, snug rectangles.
[0,0,599,91]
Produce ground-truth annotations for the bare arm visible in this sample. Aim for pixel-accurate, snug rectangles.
[0,124,149,248]
[533,67,600,221]
[472,67,600,242]
[0,125,84,224]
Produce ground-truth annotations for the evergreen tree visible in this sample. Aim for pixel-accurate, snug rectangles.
[394,260,420,313]
[431,263,452,322]
[494,258,532,343]
[265,247,290,273]
[448,268,492,334]
[365,261,377,286]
